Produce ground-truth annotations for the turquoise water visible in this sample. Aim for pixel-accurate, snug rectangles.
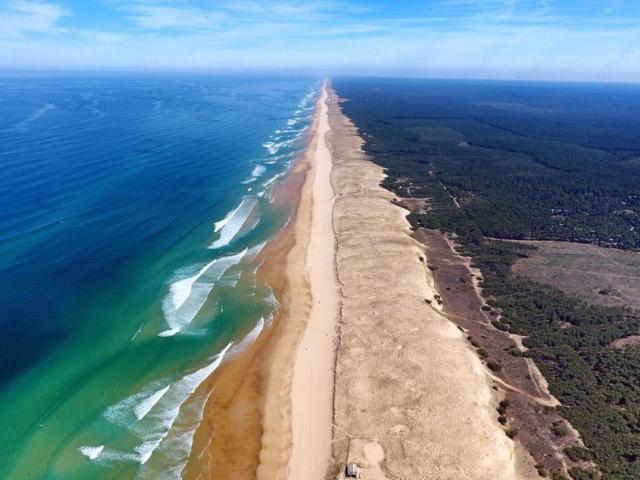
[0,74,318,479]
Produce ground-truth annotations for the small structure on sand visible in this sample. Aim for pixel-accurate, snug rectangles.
[345,463,360,478]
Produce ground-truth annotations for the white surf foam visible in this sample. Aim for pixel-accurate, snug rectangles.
[209,197,257,250]
[135,390,213,479]
[263,137,299,156]
[288,126,310,135]
[135,411,177,464]
[89,448,139,463]
[251,164,266,178]
[162,249,248,331]
[137,321,267,477]
[134,385,171,421]
[263,172,285,188]
[262,141,279,155]
[263,152,291,165]
[265,288,279,309]
[132,342,233,468]
[169,257,218,311]
[237,316,265,350]
[246,240,267,261]
[223,269,241,288]
[105,381,170,427]
[213,201,242,233]
[79,445,104,460]
[158,327,180,337]
[101,344,232,470]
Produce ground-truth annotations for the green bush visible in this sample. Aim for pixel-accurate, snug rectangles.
[491,320,510,332]
[505,428,518,439]
[551,422,570,437]
[568,467,597,480]
[565,446,593,462]
[487,360,502,372]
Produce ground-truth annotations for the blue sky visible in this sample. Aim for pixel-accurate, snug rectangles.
[1,0,639,81]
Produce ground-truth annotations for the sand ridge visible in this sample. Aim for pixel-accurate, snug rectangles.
[327,89,539,479]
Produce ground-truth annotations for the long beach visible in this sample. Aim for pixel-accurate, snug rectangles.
[183,83,336,480]
[288,84,339,479]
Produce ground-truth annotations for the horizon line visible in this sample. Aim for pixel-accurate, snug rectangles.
[1,68,639,86]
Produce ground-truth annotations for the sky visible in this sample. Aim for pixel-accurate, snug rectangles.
[0,0,639,81]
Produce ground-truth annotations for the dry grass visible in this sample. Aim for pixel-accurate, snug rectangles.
[511,240,640,310]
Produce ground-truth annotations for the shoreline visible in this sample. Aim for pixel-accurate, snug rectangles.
[186,82,538,480]
[183,83,329,480]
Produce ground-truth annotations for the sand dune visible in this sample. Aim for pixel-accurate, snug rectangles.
[186,83,538,480]
[326,89,538,479]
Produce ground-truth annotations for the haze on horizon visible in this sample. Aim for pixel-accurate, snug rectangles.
[1,0,639,82]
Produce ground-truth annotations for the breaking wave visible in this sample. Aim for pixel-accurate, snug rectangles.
[133,342,232,468]
[86,84,320,476]
[79,445,104,460]
[134,385,171,421]
[161,249,248,333]
[251,164,266,178]
[97,343,232,472]
[213,202,242,233]
[209,197,257,249]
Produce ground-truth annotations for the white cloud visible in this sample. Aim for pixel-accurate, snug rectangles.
[123,1,362,31]
[0,0,639,82]
[0,0,69,37]
[129,5,226,30]
[79,30,125,43]
[221,0,355,19]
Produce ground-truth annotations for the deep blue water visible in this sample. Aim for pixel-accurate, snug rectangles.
[0,73,318,479]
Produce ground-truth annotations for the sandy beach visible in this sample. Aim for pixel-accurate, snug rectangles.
[288,85,339,479]
[184,83,540,480]
[183,84,334,480]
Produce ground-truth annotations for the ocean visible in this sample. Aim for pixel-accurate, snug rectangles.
[0,73,319,479]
